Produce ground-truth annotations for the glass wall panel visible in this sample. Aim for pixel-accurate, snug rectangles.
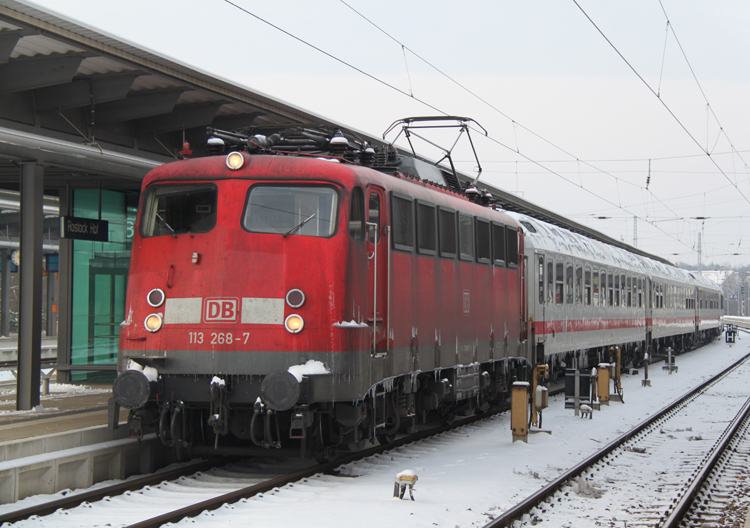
[70,189,137,381]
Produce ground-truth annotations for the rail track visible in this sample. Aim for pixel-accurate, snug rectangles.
[0,393,532,528]
[484,350,750,528]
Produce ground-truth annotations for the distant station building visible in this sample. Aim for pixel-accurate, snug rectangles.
[0,0,343,392]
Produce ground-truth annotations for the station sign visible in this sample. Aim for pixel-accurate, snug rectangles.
[60,216,109,242]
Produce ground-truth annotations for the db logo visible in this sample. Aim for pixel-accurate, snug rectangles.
[203,298,239,323]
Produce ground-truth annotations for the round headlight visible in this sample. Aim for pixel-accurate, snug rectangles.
[286,289,305,308]
[144,313,163,333]
[226,151,245,170]
[284,314,304,334]
[147,288,165,308]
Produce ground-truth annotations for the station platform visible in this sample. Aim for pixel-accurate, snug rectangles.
[0,381,126,444]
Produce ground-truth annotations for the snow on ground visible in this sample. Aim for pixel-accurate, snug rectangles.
[168,336,749,528]
[0,382,111,416]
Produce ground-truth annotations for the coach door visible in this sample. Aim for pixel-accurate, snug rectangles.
[366,187,388,355]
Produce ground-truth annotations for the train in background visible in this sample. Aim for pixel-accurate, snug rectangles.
[110,119,723,460]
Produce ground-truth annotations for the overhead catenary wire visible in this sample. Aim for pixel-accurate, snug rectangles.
[573,0,750,208]
[221,0,696,251]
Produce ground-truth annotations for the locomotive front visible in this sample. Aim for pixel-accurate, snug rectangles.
[113,152,365,458]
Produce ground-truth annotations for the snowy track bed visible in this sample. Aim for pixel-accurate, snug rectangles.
[3,338,748,528]
[1,457,315,528]
[677,402,750,528]
[510,353,750,528]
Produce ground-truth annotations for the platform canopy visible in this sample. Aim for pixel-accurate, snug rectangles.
[0,0,359,187]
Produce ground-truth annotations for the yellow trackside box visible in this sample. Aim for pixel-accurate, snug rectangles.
[511,382,530,443]
[597,364,610,406]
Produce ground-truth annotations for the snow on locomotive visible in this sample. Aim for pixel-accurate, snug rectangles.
[111,121,723,459]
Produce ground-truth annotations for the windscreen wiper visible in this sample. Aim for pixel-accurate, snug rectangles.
[284,213,316,238]
[156,213,177,238]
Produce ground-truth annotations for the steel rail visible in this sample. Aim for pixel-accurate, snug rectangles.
[483,350,750,528]
[123,404,517,528]
[0,459,218,525]
[662,391,750,527]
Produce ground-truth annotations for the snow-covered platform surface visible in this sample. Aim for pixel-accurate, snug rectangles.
[166,336,749,528]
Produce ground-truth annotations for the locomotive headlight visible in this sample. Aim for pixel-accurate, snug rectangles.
[284,314,304,334]
[286,289,305,308]
[147,288,165,308]
[144,313,163,333]
[226,151,245,170]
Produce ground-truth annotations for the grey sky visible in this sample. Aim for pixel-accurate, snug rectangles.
[26,0,750,268]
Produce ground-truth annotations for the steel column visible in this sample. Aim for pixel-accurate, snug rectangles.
[17,163,44,410]
[0,248,8,337]
[56,185,72,383]
[45,257,56,337]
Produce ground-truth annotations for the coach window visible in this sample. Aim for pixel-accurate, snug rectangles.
[600,272,606,307]
[492,223,506,265]
[592,269,599,306]
[608,273,614,307]
[243,185,337,238]
[566,264,574,304]
[458,213,473,261]
[142,183,218,238]
[638,279,643,308]
[547,260,554,304]
[349,187,364,240]
[506,228,519,268]
[475,218,491,264]
[575,266,583,304]
[391,194,414,251]
[614,275,620,307]
[584,268,591,306]
[626,277,632,308]
[416,202,437,255]
[438,208,457,258]
[555,262,564,304]
[538,256,545,304]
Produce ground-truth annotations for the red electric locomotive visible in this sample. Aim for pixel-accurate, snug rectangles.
[112,122,528,459]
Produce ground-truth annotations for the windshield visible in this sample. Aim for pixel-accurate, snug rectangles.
[243,185,338,237]
[140,184,217,238]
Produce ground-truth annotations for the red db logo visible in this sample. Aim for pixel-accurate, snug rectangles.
[203,298,239,322]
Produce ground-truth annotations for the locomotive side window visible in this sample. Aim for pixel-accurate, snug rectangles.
[458,214,473,261]
[391,194,414,251]
[141,184,218,238]
[475,219,490,264]
[349,187,364,241]
[547,260,554,304]
[438,208,457,258]
[492,223,506,265]
[506,227,519,268]
[244,185,338,237]
[368,192,380,243]
[416,202,437,255]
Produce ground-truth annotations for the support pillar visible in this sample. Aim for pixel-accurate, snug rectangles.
[57,185,72,383]
[17,163,44,411]
[0,248,9,337]
[45,255,56,337]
